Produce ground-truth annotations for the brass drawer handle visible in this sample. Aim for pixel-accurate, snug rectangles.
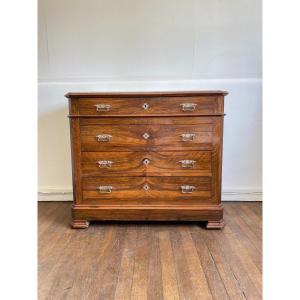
[181,185,196,193]
[181,133,195,141]
[97,160,113,168]
[95,104,111,112]
[97,134,112,142]
[180,103,197,111]
[179,160,196,168]
[98,186,113,193]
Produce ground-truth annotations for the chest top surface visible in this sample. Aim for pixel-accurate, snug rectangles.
[65,91,228,98]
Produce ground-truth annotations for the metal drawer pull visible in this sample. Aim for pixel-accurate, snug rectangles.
[179,160,196,168]
[143,132,150,139]
[95,104,111,111]
[97,160,113,168]
[181,133,195,141]
[142,103,150,110]
[143,158,150,165]
[180,103,197,111]
[97,134,112,142]
[181,185,196,193]
[98,186,113,193]
[143,184,150,191]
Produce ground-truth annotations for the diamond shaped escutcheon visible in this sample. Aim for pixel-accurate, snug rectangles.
[143,158,150,165]
[142,103,150,110]
[143,184,150,191]
[143,132,150,139]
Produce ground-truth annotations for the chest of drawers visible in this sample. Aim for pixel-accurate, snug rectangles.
[66,91,228,229]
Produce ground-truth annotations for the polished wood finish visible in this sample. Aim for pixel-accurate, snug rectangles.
[80,123,213,151]
[206,219,226,229]
[81,151,212,177]
[38,202,262,300]
[71,219,90,229]
[65,91,228,97]
[79,116,215,125]
[77,96,223,116]
[82,176,213,205]
[67,91,227,228]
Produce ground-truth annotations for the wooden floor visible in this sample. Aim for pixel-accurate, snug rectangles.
[38,202,262,300]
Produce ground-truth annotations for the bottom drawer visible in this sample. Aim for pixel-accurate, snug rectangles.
[82,177,213,205]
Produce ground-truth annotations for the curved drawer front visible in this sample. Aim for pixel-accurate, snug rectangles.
[81,151,212,177]
[80,124,213,151]
[77,96,221,116]
[82,177,213,205]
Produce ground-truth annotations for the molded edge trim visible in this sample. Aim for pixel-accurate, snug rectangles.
[65,90,228,98]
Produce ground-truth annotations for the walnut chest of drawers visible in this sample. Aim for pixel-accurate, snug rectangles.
[66,91,228,229]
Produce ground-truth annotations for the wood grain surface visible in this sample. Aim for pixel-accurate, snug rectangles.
[81,150,212,177]
[77,96,221,116]
[67,92,226,227]
[80,124,213,151]
[81,176,213,205]
[38,201,262,300]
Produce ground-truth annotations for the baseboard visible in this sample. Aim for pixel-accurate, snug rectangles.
[221,189,262,201]
[38,191,73,201]
[38,188,262,202]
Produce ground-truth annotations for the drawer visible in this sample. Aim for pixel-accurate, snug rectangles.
[77,96,221,116]
[81,151,212,177]
[82,177,213,205]
[80,124,213,151]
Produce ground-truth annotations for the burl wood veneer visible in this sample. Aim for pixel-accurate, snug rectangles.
[66,91,228,229]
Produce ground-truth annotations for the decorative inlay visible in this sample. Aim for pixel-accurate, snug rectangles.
[143,158,150,165]
[142,103,150,110]
[143,184,150,191]
[143,132,150,140]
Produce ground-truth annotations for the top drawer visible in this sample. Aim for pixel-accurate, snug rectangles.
[76,96,223,116]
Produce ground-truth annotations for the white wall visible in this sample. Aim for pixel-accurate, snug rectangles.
[38,0,262,201]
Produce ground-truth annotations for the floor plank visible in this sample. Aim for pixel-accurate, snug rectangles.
[38,201,262,300]
[131,225,151,300]
[180,226,216,299]
[199,228,247,300]
[114,225,138,300]
[159,229,181,300]
[147,226,164,300]
[189,227,229,300]
[224,204,262,271]
[211,230,262,299]
[170,228,197,300]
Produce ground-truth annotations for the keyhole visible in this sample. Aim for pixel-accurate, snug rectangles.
[143,103,150,110]
[143,158,150,165]
[143,132,150,139]
[143,184,150,191]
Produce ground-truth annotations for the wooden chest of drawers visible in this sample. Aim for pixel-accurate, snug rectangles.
[66,91,228,229]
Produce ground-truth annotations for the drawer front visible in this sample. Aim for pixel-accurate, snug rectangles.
[82,177,213,205]
[80,124,213,151]
[82,151,212,177]
[78,96,221,116]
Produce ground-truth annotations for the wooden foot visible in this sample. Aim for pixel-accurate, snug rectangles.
[71,220,90,229]
[206,219,225,229]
